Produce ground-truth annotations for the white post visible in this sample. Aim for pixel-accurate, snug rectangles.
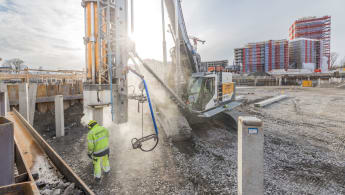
[238,116,264,195]
[55,95,65,137]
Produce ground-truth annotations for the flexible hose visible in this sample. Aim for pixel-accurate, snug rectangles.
[130,78,159,152]
[143,79,159,135]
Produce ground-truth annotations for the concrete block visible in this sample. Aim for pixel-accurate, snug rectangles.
[19,83,29,121]
[238,116,264,195]
[55,95,64,137]
[0,117,14,186]
[254,95,287,108]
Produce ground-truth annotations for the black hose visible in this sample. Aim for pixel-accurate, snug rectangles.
[131,134,159,152]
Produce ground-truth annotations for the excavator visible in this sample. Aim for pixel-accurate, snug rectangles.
[81,0,240,150]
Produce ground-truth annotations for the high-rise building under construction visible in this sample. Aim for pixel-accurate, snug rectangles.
[289,16,331,68]
[235,40,289,73]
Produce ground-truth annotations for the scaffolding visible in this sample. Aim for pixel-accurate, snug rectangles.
[235,40,288,73]
[289,38,321,69]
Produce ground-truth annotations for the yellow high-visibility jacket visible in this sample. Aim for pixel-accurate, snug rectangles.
[87,124,110,157]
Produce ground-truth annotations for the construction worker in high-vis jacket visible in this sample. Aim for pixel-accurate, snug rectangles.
[87,120,110,181]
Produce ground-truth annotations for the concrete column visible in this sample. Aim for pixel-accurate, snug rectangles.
[28,84,37,125]
[0,117,14,186]
[284,78,287,85]
[55,95,64,137]
[0,92,5,116]
[254,79,257,86]
[0,84,9,116]
[19,83,29,121]
[238,116,264,195]
[19,83,37,125]
[93,107,104,126]
[279,78,282,86]
[318,78,321,87]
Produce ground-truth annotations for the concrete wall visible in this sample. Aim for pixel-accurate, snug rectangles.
[5,82,83,113]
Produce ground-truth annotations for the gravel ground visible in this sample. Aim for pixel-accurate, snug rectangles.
[35,86,345,194]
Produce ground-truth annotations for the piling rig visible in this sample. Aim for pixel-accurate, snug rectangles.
[82,0,129,124]
[82,0,240,141]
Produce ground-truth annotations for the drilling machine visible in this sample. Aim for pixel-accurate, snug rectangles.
[81,0,240,145]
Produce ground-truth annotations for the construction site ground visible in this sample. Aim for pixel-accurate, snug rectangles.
[35,85,345,194]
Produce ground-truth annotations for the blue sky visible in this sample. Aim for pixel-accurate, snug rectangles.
[0,0,344,70]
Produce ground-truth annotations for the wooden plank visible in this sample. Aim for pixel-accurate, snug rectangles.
[0,182,37,195]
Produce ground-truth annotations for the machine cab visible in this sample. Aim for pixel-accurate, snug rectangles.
[187,73,216,111]
[186,72,235,113]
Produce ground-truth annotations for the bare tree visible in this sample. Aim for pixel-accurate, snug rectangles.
[341,57,345,68]
[330,52,339,69]
[3,58,24,73]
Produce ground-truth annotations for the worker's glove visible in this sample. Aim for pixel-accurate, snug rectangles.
[87,153,92,159]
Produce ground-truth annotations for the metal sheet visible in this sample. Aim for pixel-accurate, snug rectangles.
[0,117,14,186]
[11,109,95,195]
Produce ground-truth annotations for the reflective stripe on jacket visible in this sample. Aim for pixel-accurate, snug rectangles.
[87,124,109,156]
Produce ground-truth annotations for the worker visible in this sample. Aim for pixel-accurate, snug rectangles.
[87,120,110,181]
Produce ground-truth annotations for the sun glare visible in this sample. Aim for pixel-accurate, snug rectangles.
[131,0,173,61]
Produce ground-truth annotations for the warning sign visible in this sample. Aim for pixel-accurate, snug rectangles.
[222,83,234,95]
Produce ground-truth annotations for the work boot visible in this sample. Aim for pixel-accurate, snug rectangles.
[104,171,110,176]
[95,177,101,182]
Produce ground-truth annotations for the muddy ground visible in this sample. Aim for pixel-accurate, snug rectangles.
[34,86,345,194]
